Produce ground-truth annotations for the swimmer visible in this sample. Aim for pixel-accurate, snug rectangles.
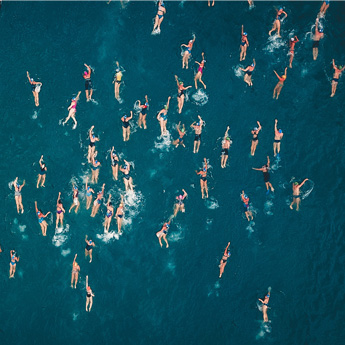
[175,75,192,114]
[113,61,123,100]
[91,184,105,217]
[152,0,166,34]
[240,59,255,87]
[90,154,101,184]
[221,126,231,168]
[268,6,287,37]
[120,160,134,191]
[273,119,283,157]
[71,254,80,289]
[85,177,95,210]
[137,95,149,129]
[14,177,25,214]
[156,221,171,248]
[69,184,80,214]
[26,71,42,106]
[86,275,95,312]
[110,147,119,181]
[181,35,195,69]
[194,52,207,89]
[252,156,274,194]
[115,195,125,234]
[172,121,186,148]
[83,63,93,101]
[289,178,308,211]
[219,242,231,278]
[9,250,19,278]
[312,18,324,61]
[196,158,209,199]
[36,155,47,188]
[240,25,249,61]
[208,0,214,6]
[250,121,262,156]
[241,191,253,221]
[56,192,66,229]
[157,96,171,136]
[258,290,270,322]
[62,91,81,129]
[191,115,204,153]
[248,0,254,8]
[121,111,133,142]
[319,1,330,17]
[273,67,287,99]
[104,194,114,233]
[87,126,99,163]
[173,189,187,217]
[288,36,299,68]
[34,201,50,236]
[330,59,345,97]
[85,235,95,263]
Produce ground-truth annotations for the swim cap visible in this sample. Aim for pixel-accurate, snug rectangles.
[243,32,247,36]
[226,137,230,141]
[254,127,258,131]
[290,37,295,41]
[74,186,77,190]
[95,160,98,164]
[179,81,183,85]
[338,66,343,70]
[123,165,127,169]
[72,97,76,100]
[178,195,183,200]
[244,194,248,199]
[279,7,283,10]
[89,240,92,245]
[294,182,299,185]
[278,129,282,133]
[30,78,33,82]
[251,63,254,67]
[87,286,91,291]
[84,71,87,75]
[319,28,323,33]
[166,223,169,228]
[203,167,206,172]
[164,105,168,110]
[112,151,116,155]
[282,75,286,79]
[196,122,200,126]
[16,183,20,187]
[181,128,185,133]
[124,115,127,119]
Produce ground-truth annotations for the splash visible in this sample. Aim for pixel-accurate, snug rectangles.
[191,89,208,106]
[270,155,281,171]
[61,248,71,257]
[205,197,219,210]
[19,225,26,233]
[133,100,141,113]
[90,99,99,105]
[32,110,38,120]
[264,200,274,216]
[153,131,172,152]
[301,179,314,200]
[52,224,70,247]
[264,35,286,53]
[246,221,255,234]
[96,230,120,243]
[168,223,184,242]
[233,65,244,78]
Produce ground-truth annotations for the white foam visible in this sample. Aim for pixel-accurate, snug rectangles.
[264,35,286,53]
[72,313,79,321]
[191,89,208,106]
[52,224,70,247]
[19,225,26,233]
[234,65,244,78]
[264,200,274,216]
[61,248,71,257]
[96,230,119,243]
[32,110,38,120]
[205,197,219,210]
[153,131,172,152]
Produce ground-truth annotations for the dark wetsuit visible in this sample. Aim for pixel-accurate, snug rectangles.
[263,170,270,183]
[122,119,130,128]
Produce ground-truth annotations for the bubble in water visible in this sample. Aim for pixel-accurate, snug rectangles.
[32,111,38,120]
[191,89,208,106]
[72,313,79,321]
[264,35,286,53]
[233,65,244,78]
[205,197,219,210]
[52,225,70,247]
[264,200,274,216]
[152,132,172,152]
[19,225,26,232]
[96,231,119,243]
[61,248,71,257]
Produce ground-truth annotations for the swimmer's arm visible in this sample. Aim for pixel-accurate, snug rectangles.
[34,201,38,213]
[107,194,112,205]
[174,75,180,87]
[273,70,280,79]
[204,158,208,170]
[181,44,188,47]
[240,66,249,72]
[299,178,308,188]
[75,91,81,101]
[26,71,32,83]
[258,298,264,303]
[57,192,61,205]
[85,235,89,244]
[295,36,299,42]
[166,96,171,109]
[274,119,278,132]
[267,156,270,167]
[241,24,244,35]
[86,275,88,288]
[195,61,201,66]
[128,111,133,120]
[182,189,187,199]
[84,64,91,73]
[284,67,287,77]
[190,122,196,128]
[101,183,105,194]
[89,125,94,138]
[43,212,51,218]
[257,121,262,131]
[282,10,287,18]
[252,167,263,171]
[224,242,230,254]
[21,180,26,188]
[185,86,192,90]
[252,58,256,67]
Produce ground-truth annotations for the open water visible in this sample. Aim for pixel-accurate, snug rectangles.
[0,1,345,344]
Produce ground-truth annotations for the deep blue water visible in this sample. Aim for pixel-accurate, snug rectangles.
[0,1,345,344]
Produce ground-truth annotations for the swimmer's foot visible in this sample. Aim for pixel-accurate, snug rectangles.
[21,209,24,214]
[289,204,293,210]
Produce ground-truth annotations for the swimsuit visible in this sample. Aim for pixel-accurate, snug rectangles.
[141,103,148,115]
[200,175,207,182]
[117,214,123,219]
[85,78,92,91]
[111,157,118,167]
[160,114,168,121]
[124,174,130,181]
[177,89,184,98]
[39,167,46,175]
[221,148,229,156]
[106,210,113,218]
[122,120,130,128]
[86,242,93,251]
[198,66,204,74]
[57,209,63,214]
[274,139,281,143]
[246,70,253,76]
[263,171,270,183]
[313,40,320,48]
[15,190,21,197]
[86,187,92,197]
[252,134,258,142]
[194,133,201,142]
[91,164,99,170]
[332,78,339,83]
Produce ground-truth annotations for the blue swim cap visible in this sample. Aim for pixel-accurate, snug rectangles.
[89,240,92,245]
[124,115,127,119]
[74,186,77,190]
[72,97,76,100]
[196,122,200,126]
[319,28,324,33]
[166,223,169,228]
[30,78,33,82]
[95,160,98,164]
[243,32,247,36]
[279,7,283,10]
[244,194,248,199]
[251,63,254,67]
[279,129,282,133]
[16,183,20,187]
[203,168,206,172]
[123,165,127,169]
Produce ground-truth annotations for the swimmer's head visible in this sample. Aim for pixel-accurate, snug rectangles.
[203,167,206,172]
[278,129,282,133]
[279,6,283,10]
[338,65,343,70]
[74,186,78,190]
[226,137,231,141]
[181,128,185,133]
[112,151,116,156]
[123,165,127,169]
[165,223,169,228]
[294,182,299,185]
[164,105,168,110]
[30,78,33,82]
[243,32,247,36]
[89,240,92,245]
[251,63,254,67]
[108,202,112,206]
[244,194,248,199]
[124,115,127,119]
[87,286,91,291]
[72,97,76,100]
[84,71,87,75]
[254,127,258,131]
[179,81,184,85]
[319,28,324,33]
[282,75,286,79]
[196,122,200,126]
[290,37,295,41]
[16,183,20,187]
[178,195,183,200]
